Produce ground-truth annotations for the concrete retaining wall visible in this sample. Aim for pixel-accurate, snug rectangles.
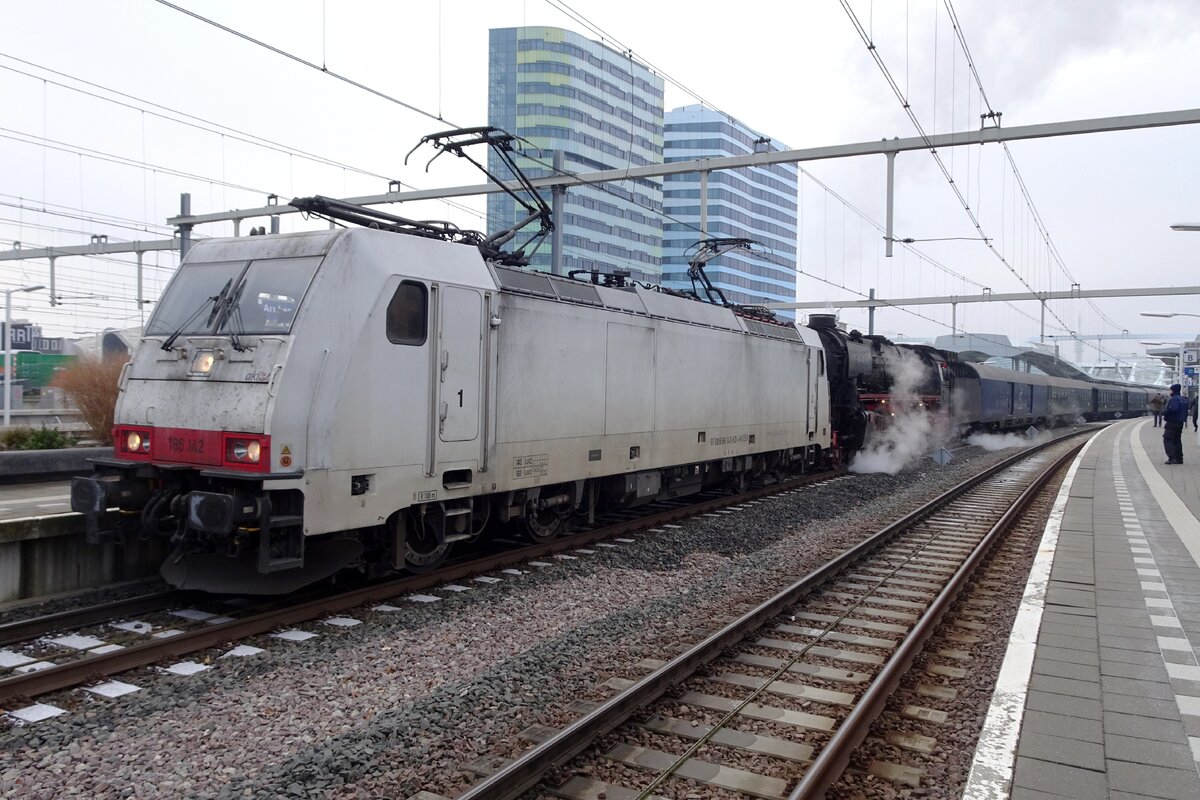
[0,447,113,484]
[0,511,165,602]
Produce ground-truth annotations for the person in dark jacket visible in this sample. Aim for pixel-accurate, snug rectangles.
[1191,393,1198,433]
[1150,392,1166,427]
[1163,384,1188,464]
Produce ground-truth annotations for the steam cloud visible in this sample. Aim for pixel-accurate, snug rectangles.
[967,430,1050,451]
[848,349,952,475]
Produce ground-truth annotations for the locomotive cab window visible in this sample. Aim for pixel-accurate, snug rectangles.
[387,281,428,345]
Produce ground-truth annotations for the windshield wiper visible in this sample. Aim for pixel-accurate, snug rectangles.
[161,280,232,352]
[214,276,249,352]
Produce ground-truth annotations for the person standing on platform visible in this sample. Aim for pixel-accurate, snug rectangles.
[1163,384,1187,464]
[1191,393,1199,432]
[1150,392,1166,427]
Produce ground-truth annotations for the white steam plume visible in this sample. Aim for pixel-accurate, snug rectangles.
[967,429,1051,451]
[849,349,952,475]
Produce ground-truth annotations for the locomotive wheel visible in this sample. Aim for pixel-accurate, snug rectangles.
[519,507,567,543]
[405,521,449,572]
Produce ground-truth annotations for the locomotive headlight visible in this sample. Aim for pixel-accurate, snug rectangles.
[189,349,216,376]
[226,438,262,463]
[125,431,142,452]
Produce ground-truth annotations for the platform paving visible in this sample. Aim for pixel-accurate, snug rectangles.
[969,419,1200,799]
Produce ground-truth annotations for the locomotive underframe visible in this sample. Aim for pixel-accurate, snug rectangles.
[72,443,827,594]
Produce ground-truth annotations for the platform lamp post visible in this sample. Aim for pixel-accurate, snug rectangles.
[3,284,45,428]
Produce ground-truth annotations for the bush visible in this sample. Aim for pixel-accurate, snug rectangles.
[0,425,71,450]
[28,426,72,450]
[1,426,32,450]
[50,355,127,445]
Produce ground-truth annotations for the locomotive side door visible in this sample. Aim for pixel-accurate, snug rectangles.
[438,286,483,445]
[807,350,819,436]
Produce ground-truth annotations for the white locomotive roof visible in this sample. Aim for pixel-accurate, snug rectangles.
[489,263,806,344]
[185,230,339,262]
[180,230,813,347]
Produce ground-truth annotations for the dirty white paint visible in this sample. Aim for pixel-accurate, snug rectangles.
[221,645,265,658]
[169,609,216,621]
[1125,421,1200,771]
[163,661,209,676]
[0,650,34,668]
[962,429,1101,800]
[46,634,107,650]
[1129,420,1200,568]
[85,680,141,698]
[8,703,66,723]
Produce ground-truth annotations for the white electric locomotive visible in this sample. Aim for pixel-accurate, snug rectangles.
[72,222,831,593]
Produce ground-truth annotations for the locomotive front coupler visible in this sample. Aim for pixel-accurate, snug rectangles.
[187,490,270,537]
[71,463,154,544]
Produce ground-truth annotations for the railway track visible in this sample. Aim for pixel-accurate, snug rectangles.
[0,467,844,708]
[0,589,185,648]
[448,429,1090,800]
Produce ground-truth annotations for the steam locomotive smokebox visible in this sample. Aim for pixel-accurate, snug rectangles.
[808,314,838,329]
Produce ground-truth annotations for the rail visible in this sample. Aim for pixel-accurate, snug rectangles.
[456,427,1093,800]
[0,468,839,706]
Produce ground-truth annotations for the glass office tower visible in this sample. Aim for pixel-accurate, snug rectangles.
[661,104,798,313]
[488,27,665,280]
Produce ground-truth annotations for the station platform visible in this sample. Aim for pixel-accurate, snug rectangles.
[965,418,1200,799]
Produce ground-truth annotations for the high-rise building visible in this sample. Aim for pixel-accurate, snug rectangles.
[661,105,798,312]
[487,26,665,280]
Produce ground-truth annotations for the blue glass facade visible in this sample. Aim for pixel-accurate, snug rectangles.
[487,27,664,280]
[661,105,798,313]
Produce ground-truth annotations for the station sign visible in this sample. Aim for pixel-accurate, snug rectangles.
[1186,366,1198,377]
[0,322,64,353]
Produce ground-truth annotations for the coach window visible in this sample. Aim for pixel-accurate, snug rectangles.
[386,281,428,345]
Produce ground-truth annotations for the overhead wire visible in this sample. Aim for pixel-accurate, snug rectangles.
[0,55,485,223]
[839,0,1125,365]
[538,0,1050,339]
[540,0,721,113]
[940,0,1128,347]
[0,199,176,238]
[153,0,452,125]
[0,126,276,197]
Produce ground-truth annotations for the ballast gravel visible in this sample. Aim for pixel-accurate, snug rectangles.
[0,578,171,627]
[1,442,1051,799]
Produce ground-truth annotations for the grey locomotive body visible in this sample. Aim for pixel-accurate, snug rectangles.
[72,227,831,593]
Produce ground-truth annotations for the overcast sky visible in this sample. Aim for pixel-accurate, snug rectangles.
[1,0,1198,364]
